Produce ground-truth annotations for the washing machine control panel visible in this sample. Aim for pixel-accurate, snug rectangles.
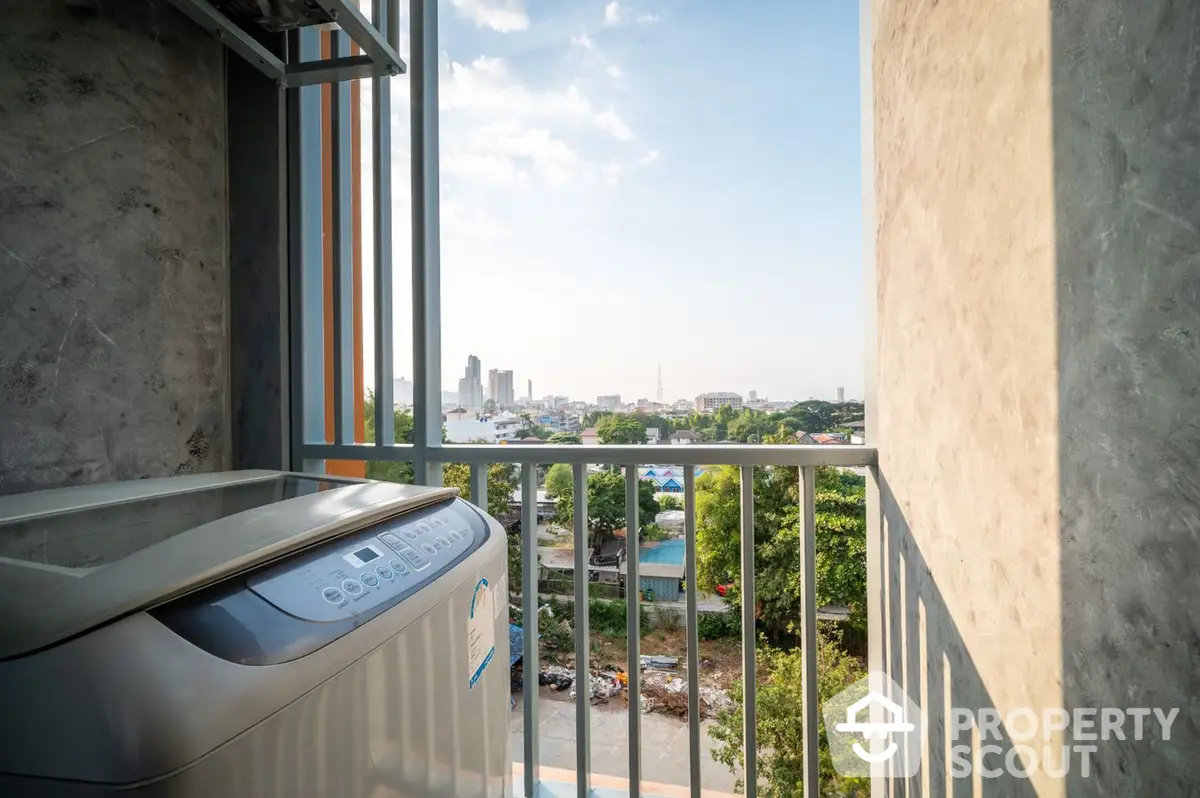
[247,498,489,622]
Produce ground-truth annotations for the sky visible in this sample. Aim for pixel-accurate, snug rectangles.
[360,0,864,404]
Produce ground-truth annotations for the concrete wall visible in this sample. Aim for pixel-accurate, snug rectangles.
[0,0,229,494]
[869,0,1198,793]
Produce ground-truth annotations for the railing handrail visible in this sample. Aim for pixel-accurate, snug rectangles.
[301,441,877,467]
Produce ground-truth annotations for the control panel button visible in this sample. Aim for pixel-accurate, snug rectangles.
[322,586,345,604]
[395,543,431,571]
[402,526,419,541]
[390,558,409,575]
[416,522,432,535]
[431,517,446,528]
[360,572,379,588]
[421,542,438,557]
[435,535,450,549]
[342,578,364,596]
[448,529,461,542]
[379,532,404,552]
[376,565,394,580]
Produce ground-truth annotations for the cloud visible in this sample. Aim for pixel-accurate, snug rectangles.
[603,1,622,25]
[441,56,631,141]
[637,149,661,166]
[448,0,529,32]
[571,33,595,50]
[636,12,661,24]
[605,65,622,78]
[593,107,632,141]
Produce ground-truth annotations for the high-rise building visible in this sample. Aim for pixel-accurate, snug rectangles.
[597,395,621,410]
[486,368,514,407]
[528,379,533,402]
[837,387,845,402]
[393,376,413,407]
[457,355,483,409]
[749,389,758,401]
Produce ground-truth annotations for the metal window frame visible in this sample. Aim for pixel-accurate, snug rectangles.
[169,0,406,87]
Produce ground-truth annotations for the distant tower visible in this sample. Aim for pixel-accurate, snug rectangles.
[656,365,664,403]
[528,379,533,401]
[749,390,758,402]
[837,387,845,402]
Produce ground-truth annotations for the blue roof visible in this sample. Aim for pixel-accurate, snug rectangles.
[640,538,685,565]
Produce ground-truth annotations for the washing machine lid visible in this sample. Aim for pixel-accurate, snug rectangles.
[0,471,457,660]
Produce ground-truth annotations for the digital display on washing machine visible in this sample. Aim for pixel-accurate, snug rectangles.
[344,545,381,568]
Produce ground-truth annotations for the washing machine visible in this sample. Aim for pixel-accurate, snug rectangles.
[0,470,510,797]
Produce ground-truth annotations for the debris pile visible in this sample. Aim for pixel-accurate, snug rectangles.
[570,670,624,702]
[538,664,575,692]
[640,670,734,719]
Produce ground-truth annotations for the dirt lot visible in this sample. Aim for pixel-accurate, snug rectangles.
[590,628,744,692]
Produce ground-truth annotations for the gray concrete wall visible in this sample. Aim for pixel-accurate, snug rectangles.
[0,0,229,494]
[869,0,1198,793]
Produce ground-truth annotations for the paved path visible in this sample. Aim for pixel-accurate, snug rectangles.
[511,694,740,795]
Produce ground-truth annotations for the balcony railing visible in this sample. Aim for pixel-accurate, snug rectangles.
[299,440,877,797]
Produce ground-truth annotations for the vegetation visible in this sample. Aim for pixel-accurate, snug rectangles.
[547,431,582,445]
[657,494,684,511]
[551,470,659,541]
[710,627,869,798]
[695,465,867,640]
[596,414,648,444]
[544,462,573,500]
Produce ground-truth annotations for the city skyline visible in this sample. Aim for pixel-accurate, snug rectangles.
[358,0,864,401]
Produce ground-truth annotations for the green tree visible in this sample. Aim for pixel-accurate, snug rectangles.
[710,628,869,797]
[547,431,582,445]
[363,390,415,484]
[545,462,574,499]
[441,461,518,520]
[596,414,647,445]
[553,471,658,541]
[657,494,684,512]
[695,465,867,640]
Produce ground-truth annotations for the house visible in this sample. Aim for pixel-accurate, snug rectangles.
[581,427,600,446]
[846,419,867,445]
[810,432,849,445]
[619,539,685,602]
[794,431,817,445]
[509,488,556,521]
[637,465,687,493]
[669,429,698,445]
[645,426,661,444]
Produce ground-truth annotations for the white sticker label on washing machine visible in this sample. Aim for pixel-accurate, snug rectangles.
[494,574,508,620]
[468,578,496,690]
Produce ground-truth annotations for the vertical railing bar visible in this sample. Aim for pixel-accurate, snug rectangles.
[739,465,757,798]
[469,463,487,509]
[799,466,819,796]
[625,465,642,798]
[289,27,326,473]
[370,0,394,447]
[409,0,443,486]
[387,0,400,51]
[521,462,540,798]
[684,468,701,798]
[330,30,355,446]
[573,463,592,798]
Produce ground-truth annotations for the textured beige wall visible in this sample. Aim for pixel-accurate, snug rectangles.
[871,0,1064,792]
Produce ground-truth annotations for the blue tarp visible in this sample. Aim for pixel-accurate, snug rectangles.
[509,623,524,667]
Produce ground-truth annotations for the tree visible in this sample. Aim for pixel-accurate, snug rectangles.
[596,414,647,445]
[695,465,867,640]
[547,431,582,445]
[363,390,415,484]
[657,494,684,512]
[552,471,658,541]
[441,461,517,520]
[545,462,573,499]
[710,628,868,797]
